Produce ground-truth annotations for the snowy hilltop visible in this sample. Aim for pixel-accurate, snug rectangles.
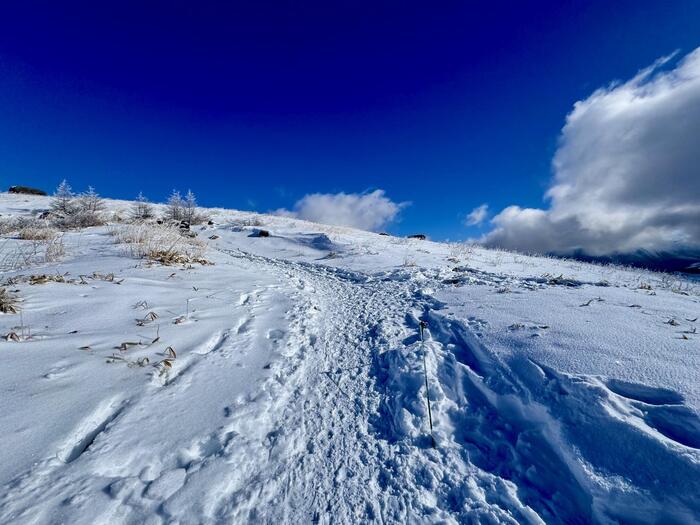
[0,190,698,524]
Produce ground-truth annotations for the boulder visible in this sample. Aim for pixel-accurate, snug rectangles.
[8,185,47,196]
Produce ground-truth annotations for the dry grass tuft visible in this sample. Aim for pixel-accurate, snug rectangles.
[108,223,209,265]
[0,234,65,270]
[18,225,59,241]
[0,217,28,235]
[4,331,21,341]
[230,217,265,230]
[0,288,19,313]
[29,274,68,285]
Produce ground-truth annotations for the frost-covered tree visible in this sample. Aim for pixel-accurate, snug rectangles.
[165,190,185,221]
[78,186,104,215]
[164,189,207,224]
[50,181,105,228]
[183,190,198,224]
[72,186,105,227]
[50,180,76,217]
[130,192,154,221]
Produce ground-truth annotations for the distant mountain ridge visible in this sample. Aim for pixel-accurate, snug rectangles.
[567,248,700,274]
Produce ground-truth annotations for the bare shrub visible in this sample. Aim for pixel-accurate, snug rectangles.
[109,223,207,265]
[44,235,66,262]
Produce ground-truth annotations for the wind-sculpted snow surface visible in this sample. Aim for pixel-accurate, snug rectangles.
[418,312,700,523]
[0,193,698,524]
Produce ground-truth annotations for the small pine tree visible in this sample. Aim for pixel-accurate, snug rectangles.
[78,186,104,214]
[130,192,154,221]
[183,189,198,224]
[72,186,105,226]
[50,179,76,217]
[165,190,185,221]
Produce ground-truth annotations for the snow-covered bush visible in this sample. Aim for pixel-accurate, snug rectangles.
[18,224,59,241]
[0,217,55,240]
[229,216,265,232]
[0,217,24,235]
[49,181,106,229]
[448,242,475,260]
[129,192,155,221]
[108,223,207,265]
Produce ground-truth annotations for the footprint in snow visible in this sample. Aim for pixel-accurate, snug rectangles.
[267,329,285,341]
[145,468,187,500]
[43,365,69,379]
[236,316,253,334]
[606,378,700,449]
[107,477,143,501]
[643,405,700,449]
[605,379,684,405]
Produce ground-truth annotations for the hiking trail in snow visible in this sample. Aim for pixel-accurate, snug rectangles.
[1,194,699,524]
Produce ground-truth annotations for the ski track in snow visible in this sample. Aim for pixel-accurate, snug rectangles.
[1,195,699,524]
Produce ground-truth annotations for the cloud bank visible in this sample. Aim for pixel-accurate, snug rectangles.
[483,48,700,257]
[275,190,405,231]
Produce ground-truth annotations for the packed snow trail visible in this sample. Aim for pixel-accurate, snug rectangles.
[209,248,549,524]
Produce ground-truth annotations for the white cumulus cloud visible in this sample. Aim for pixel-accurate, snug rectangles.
[483,48,700,256]
[465,204,489,226]
[275,190,406,231]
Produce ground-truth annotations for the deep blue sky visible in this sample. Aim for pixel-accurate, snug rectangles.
[1,1,699,238]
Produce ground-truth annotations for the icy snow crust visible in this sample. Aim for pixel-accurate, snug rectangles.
[0,193,698,524]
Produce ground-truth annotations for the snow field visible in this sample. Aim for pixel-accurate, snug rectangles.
[0,193,698,524]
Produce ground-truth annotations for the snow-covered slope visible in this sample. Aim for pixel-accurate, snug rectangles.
[0,193,698,524]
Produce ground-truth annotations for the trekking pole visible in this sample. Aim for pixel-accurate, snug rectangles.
[419,320,436,448]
